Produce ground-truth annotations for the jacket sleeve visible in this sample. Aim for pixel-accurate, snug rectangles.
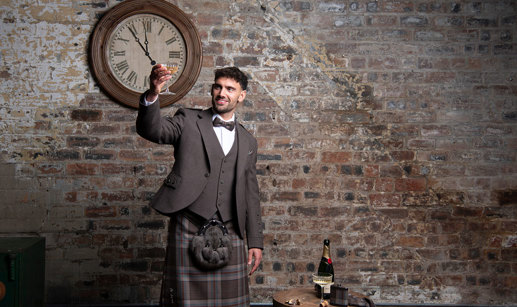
[136,92,185,145]
[245,139,264,249]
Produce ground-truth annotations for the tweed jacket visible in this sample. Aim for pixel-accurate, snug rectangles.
[136,96,263,249]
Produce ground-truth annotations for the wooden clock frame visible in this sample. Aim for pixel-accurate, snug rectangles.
[89,0,203,108]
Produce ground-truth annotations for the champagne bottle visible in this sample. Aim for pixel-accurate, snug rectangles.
[316,239,334,299]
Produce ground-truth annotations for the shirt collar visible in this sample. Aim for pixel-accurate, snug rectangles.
[211,111,235,123]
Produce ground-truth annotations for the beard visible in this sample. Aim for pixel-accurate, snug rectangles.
[212,96,237,115]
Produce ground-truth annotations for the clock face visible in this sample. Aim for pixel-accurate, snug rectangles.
[89,0,202,108]
[107,14,187,93]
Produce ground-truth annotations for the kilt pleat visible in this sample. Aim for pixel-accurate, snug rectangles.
[160,213,250,307]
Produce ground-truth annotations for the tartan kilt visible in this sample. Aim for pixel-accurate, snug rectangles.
[160,213,250,307]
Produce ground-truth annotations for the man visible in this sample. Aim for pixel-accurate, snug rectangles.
[136,65,263,307]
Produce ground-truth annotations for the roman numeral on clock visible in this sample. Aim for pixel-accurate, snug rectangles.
[126,71,137,85]
[129,23,138,35]
[169,51,181,58]
[115,60,129,75]
[165,37,177,45]
[143,20,152,33]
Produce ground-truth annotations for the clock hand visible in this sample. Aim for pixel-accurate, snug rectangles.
[144,26,149,53]
[128,26,156,65]
[143,27,156,65]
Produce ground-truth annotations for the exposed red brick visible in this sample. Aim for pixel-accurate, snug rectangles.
[271,191,301,202]
[321,151,353,163]
[363,164,380,177]
[119,150,148,161]
[369,193,401,207]
[71,109,102,121]
[390,151,415,161]
[99,247,134,260]
[100,191,135,202]
[85,206,117,218]
[395,178,427,192]
[453,206,483,217]
[397,236,425,248]
[66,163,98,176]
[375,178,395,192]
[291,178,306,189]
[377,208,409,219]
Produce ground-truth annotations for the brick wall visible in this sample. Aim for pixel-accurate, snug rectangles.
[1,0,516,304]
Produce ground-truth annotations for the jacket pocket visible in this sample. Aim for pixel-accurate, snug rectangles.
[163,172,181,189]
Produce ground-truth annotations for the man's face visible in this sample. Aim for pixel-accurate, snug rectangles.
[211,77,246,119]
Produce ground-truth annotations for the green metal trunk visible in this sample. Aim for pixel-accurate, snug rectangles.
[0,237,45,307]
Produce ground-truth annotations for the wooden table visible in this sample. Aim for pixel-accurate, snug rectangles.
[273,287,366,307]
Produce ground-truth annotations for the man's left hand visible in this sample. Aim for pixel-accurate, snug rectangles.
[248,248,262,275]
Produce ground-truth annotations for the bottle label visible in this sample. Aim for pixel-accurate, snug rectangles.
[323,282,333,299]
[323,283,332,293]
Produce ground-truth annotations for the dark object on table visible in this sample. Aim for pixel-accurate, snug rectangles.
[330,284,348,306]
[348,292,376,307]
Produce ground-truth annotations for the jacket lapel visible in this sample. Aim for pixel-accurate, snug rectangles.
[235,122,250,180]
[197,109,220,171]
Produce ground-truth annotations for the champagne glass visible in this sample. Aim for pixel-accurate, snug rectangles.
[312,272,333,304]
[160,63,178,95]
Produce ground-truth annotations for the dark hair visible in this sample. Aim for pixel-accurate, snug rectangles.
[214,67,248,91]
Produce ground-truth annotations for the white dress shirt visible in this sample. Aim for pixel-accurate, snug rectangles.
[211,114,236,155]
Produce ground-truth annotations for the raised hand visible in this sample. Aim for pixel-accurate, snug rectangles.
[146,64,172,101]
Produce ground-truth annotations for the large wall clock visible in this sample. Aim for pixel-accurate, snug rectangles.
[89,0,202,108]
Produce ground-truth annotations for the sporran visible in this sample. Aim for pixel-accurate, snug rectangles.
[189,219,232,270]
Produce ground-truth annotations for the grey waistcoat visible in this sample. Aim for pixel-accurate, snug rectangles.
[187,134,238,222]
